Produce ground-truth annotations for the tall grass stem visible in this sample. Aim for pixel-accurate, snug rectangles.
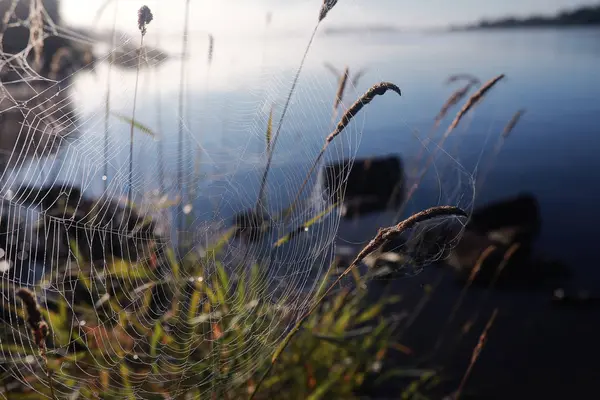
[255,23,320,212]
[177,0,191,238]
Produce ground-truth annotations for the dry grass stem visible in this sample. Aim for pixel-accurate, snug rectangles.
[431,245,496,356]
[324,62,340,77]
[446,73,480,85]
[410,81,474,175]
[255,24,322,211]
[351,206,467,272]
[466,245,496,286]
[128,6,152,204]
[250,206,467,400]
[333,66,349,111]
[448,74,505,132]
[502,109,526,138]
[104,1,119,191]
[319,0,339,21]
[351,68,367,88]
[284,82,401,219]
[455,308,499,400]
[463,243,521,335]
[435,82,474,125]
[177,0,191,234]
[29,0,44,69]
[477,107,524,191]
[266,106,273,154]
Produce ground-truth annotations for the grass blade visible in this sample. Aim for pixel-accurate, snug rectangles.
[111,112,157,138]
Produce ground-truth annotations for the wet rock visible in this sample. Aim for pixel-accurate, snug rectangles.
[359,193,571,289]
[11,185,164,266]
[446,194,571,288]
[322,155,405,219]
[467,193,541,245]
[0,80,77,169]
[233,209,270,242]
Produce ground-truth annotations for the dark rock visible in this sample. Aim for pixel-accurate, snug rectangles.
[12,185,163,265]
[233,209,270,242]
[467,193,541,245]
[447,194,571,288]
[322,155,405,219]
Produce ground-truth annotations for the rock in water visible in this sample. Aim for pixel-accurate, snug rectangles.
[322,155,405,219]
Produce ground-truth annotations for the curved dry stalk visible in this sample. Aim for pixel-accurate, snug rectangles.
[250,206,467,400]
[330,82,402,142]
[283,82,401,220]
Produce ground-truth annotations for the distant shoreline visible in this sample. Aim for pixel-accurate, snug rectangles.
[454,4,600,31]
[321,4,600,36]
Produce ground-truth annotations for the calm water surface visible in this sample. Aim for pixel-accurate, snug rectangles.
[66,27,600,284]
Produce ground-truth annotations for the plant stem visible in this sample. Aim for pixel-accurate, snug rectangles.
[177,0,191,238]
[104,1,118,192]
[255,23,320,213]
[128,33,145,205]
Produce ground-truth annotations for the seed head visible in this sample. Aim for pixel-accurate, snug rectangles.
[138,5,153,36]
[208,34,214,65]
[16,288,48,348]
[319,0,339,22]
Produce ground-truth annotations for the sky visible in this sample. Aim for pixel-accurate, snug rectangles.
[61,0,598,36]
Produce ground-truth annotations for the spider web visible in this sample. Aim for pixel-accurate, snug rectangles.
[0,1,476,398]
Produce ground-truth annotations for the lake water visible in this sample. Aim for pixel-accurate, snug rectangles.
[27,26,599,286]
[3,26,600,397]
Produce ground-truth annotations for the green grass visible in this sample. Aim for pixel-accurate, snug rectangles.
[0,232,407,399]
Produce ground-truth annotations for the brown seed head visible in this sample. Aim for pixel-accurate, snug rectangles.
[16,288,47,347]
[435,82,473,123]
[327,82,401,143]
[319,0,339,21]
[502,109,526,138]
[448,74,505,132]
[333,66,349,110]
[138,5,153,36]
